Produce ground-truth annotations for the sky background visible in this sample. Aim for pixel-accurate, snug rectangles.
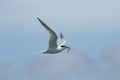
[0,0,120,80]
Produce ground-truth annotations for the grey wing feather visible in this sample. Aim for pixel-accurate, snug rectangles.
[59,32,66,46]
[37,17,58,48]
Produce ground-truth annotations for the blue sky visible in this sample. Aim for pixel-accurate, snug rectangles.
[0,0,120,80]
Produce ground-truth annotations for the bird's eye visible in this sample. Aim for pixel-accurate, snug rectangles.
[61,45,66,47]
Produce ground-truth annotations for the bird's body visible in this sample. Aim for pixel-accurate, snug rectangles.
[37,17,71,54]
[43,47,64,54]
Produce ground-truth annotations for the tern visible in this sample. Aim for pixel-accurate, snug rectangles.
[37,17,71,54]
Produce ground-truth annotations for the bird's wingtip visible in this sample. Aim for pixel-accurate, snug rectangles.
[36,17,40,20]
[60,32,64,38]
[36,17,43,23]
[60,32,62,34]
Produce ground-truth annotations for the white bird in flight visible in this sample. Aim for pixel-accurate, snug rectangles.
[37,17,71,54]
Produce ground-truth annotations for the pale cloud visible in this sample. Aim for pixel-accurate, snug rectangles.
[98,46,120,80]
[1,47,120,80]
[0,0,120,29]
[0,0,120,39]
[0,0,120,79]
[0,51,97,80]
[23,52,96,80]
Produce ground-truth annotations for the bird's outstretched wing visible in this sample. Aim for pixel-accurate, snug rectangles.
[37,17,58,48]
[58,32,66,46]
